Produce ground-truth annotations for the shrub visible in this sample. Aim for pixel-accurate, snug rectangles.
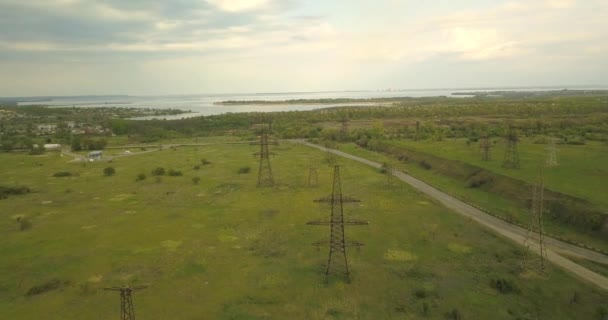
[0,186,31,199]
[466,173,492,188]
[565,136,586,145]
[238,166,251,174]
[202,159,211,165]
[193,165,201,170]
[192,176,201,185]
[489,278,519,294]
[53,171,72,177]
[414,289,428,299]
[29,148,45,155]
[596,306,608,320]
[18,217,32,231]
[419,160,432,170]
[151,167,166,176]
[444,309,462,320]
[103,166,115,176]
[168,169,183,176]
[397,153,409,162]
[25,279,65,296]
[136,173,146,181]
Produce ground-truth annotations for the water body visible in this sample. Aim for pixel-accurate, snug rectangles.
[15,87,605,119]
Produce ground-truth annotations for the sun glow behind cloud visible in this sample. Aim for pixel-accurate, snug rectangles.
[0,0,606,95]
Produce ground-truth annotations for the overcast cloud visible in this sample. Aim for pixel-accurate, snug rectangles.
[0,0,606,96]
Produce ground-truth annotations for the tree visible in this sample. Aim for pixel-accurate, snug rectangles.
[103,166,115,176]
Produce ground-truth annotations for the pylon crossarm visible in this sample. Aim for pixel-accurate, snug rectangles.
[314,196,361,203]
[307,220,368,226]
[344,240,365,247]
[130,286,147,292]
[312,240,330,246]
[307,220,331,225]
[343,220,369,225]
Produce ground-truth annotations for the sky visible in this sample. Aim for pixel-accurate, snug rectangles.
[0,0,607,96]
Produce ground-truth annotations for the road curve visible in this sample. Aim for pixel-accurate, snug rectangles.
[298,141,608,291]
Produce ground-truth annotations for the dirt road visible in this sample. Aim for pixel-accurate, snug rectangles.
[299,141,608,291]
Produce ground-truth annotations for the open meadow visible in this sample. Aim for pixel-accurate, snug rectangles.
[1,142,607,319]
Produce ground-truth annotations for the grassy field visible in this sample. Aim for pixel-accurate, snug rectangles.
[389,138,608,209]
[1,142,607,319]
[337,142,608,253]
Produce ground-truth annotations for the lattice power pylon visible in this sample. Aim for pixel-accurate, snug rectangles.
[104,286,147,320]
[502,126,520,169]
[307,165,369,282]
[384,162,396,186]
[254,124,276,187]
[308,160,319,187]
[545,138,559,167]
[522,168,548,272]
[340,117,349,138]
[480,133,492,161]
[324,142,337,165]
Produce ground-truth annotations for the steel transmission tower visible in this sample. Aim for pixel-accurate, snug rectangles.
[502,126,520,169]
[254,124,275,187]
[545,138,559,167]
[480,133,492,161]
[307,165,369,282]
[308,160,319,187]
[324,142,337,165]
[522,168,548,271]
[340,117,349,137]
[104,286,147,320]
[384,162,395,186]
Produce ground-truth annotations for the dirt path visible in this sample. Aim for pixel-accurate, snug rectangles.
[299,141,608,291]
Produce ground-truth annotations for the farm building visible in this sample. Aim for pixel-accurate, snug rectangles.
[88,150,103,160]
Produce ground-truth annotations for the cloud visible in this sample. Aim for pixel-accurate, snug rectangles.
[0,0,606,95]
[206,0,270,12]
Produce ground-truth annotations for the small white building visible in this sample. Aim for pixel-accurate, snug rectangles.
[37,124,57,133]
[43,144,62,150]
[88,150,103,160]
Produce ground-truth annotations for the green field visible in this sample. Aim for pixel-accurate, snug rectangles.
[389,137,608,209]
[1,143,607,319]
[332,139,608,251]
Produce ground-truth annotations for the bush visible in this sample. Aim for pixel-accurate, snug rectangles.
[202,159,211,165]
[17,217,32,231]
[53,171,73,177]
[420,160,432,170]
[0,186,30,199]
[25,279,66,296]
[414,289,428,299]
[29,148,45,155]
[136,173,146,181]
[565,136,586,145]
[467,174,492,188]
[489,278,519,294]
[596,306,608,320]
[238,166,251,174]
[192,176,201,185]
[193,165,201,170]
[103,166,115,176]
[397,153,409,162]
[444,309,462,320]
[151,167,166,176]
[168,169,183,176]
